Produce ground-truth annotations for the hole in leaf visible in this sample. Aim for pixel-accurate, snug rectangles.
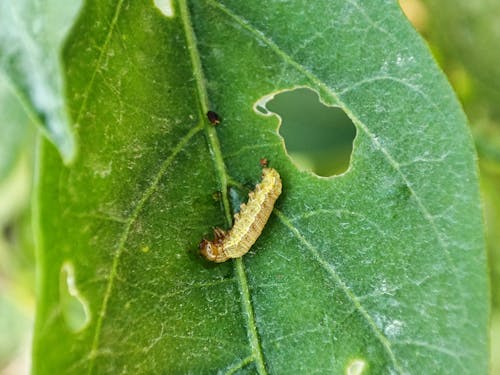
[346,359,367,375]
[153,0,174,17]
[262,88,356,177]
[60,262,90,332]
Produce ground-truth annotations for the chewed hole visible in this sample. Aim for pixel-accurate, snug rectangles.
[346,359,367,375]
[257,87,356,177]
[153,0,174,17]
[60,262,90,332]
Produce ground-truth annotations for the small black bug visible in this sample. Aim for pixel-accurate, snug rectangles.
[206,110,221,125]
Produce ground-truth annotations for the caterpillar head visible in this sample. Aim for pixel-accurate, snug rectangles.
[199,239,227,263]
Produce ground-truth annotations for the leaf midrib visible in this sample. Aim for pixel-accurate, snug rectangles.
[178,1,268,374]
[204,0,464,370]
[75,0,268,373]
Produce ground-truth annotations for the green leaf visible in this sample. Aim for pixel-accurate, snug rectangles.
[33,1,488,373]
[0,0,82,162]
[416,1,500,371]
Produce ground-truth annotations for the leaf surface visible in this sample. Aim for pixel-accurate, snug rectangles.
[0,0,81,162]
[33,1,488,373]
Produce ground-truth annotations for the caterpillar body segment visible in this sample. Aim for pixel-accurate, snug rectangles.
[200,168,282,263]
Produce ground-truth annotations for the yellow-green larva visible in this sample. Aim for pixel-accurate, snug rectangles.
[200,168,282,263]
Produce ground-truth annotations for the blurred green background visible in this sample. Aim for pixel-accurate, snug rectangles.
[400,1,500,372]
[0,0,498,373]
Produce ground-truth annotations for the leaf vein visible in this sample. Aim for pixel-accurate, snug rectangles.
[179,1,267,373]
[86,124,203,374]
[393,340,467,371]
[274,208,404,373]
[76,0,125,125]
[221,355,255,375]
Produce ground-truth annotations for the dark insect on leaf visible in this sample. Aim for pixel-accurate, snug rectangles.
[206,110,221,125]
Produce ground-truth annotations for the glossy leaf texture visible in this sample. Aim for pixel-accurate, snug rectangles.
[33,0,488,374]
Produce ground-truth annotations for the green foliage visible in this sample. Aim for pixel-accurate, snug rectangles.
[0,0,488,373]
[0,0,81,162]
[419,0,500,371]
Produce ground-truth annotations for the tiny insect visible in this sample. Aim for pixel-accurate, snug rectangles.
[200,167,282,262]
[259,158,268,168]
[206,110,221,125]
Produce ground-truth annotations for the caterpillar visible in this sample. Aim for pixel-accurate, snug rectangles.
[200,167,282,263]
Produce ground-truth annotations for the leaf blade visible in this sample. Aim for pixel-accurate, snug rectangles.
[33,1,488,374]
